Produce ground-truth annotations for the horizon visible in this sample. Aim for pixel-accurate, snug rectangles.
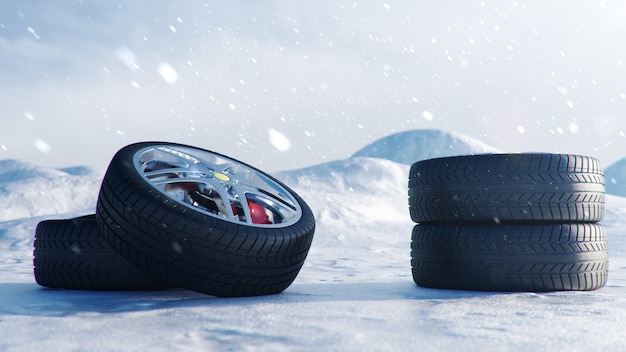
[2,127,626,172]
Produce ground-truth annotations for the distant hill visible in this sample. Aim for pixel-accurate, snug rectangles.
[605,158,626,197]
[276,156,409,195]
[275,156,411,224]
[0,159,103,222]
[351,129,501,165]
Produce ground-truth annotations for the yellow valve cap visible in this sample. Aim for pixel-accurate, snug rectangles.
[213,172,231,182]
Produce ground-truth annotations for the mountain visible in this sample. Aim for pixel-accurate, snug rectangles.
[275,157,411,224]
[605,157,626,197]
[0,159,103,222]
[277,157,408,195]
[351,129,501,165]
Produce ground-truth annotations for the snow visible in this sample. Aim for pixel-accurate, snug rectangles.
[158,63,180,84]
[605,157,626,197]
[0,160,102,222]
[268,128,292,152]
[1,130,626,351]
[351,129,500,165]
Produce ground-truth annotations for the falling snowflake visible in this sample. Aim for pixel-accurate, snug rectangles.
[158,63,179,84]
[34,139,51,154]
[268,128,291,152]
[116,47,140,71]
[27,27,40,40]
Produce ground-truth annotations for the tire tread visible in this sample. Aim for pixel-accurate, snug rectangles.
[34,216,171,290]
[410,223,609,292]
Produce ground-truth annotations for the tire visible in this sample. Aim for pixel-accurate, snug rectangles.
[408,153,605,224]
[411,223,608,292]
[96,142,316,297]
[33,215,172,290]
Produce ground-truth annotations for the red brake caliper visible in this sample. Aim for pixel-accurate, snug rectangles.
[247,200,272,224]
[230,199,272,224]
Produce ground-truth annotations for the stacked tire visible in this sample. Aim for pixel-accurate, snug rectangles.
[34,142,315,297]
[408,153,608,292]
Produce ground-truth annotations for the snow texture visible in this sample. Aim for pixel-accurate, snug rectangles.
[351,129,500,165]
[605,157,626,197]
[0,160,103,222]
[1,130,625,351]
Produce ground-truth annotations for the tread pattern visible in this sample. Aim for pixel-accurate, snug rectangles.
[96,142,316,297]
[408,153,605,223]
[33,216,171,290]
[411,223,609,292]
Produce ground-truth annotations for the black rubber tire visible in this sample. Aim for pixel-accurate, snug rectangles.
[411,223,608,292]
[96,142,316,297]
[33,215,172,290]
[409,153,605,224]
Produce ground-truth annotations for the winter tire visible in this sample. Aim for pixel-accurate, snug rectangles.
[411,223,608,292]
[409,153,605,224]
[96,142,315,297]
[33,215,171,290]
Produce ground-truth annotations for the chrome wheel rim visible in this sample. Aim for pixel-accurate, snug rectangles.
[133,145,302,227]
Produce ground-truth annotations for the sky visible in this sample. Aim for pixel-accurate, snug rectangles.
[1,0,626,173]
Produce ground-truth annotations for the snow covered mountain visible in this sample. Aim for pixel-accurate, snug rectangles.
[351,129,501,165]
[276,157,411,225]
[0,159,103,222]
[605,157,626,197]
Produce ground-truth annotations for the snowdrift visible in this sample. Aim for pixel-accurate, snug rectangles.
[0,159,102,222]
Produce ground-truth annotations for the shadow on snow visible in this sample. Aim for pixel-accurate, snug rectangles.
[1,281,511,317]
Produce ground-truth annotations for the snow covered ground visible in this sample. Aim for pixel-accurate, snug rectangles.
[1,130,626,351]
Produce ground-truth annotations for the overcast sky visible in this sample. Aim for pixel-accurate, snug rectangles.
[1,1,626,172]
